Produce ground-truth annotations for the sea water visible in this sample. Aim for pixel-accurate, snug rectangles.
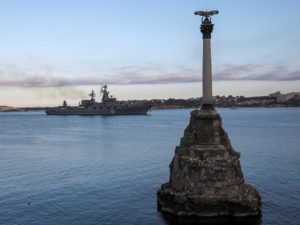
[0,108,299,225]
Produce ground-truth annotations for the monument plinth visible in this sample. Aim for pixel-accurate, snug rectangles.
[157,11,261,217]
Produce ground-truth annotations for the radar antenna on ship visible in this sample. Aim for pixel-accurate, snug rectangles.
[101,84,109,102]
[100,84,116,102]
[100,84,108,95]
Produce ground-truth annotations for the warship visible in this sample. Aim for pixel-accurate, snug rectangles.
[45,85,151,115]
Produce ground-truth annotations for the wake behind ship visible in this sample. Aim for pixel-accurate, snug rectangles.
[46,85,151,115]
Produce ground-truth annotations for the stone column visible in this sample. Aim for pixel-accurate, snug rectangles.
[201,16,214,105]
[157,10,261,218]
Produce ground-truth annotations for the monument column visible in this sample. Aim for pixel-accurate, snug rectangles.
[195,11,218,106]
[157,10,261,218]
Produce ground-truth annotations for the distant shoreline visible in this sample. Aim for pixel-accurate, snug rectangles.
[1,91,300,112]
[1,105,299,113]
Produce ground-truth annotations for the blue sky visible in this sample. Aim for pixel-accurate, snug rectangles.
[0,0,300,106]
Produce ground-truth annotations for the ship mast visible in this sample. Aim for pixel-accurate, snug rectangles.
[100,84,116,102]
[89,90,95,101]
[101,85,109,102]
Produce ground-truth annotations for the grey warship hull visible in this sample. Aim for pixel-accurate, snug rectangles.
[46,104,151,115]
[46,85,151,116]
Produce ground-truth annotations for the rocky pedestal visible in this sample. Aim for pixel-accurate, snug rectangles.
[157,105,261,217]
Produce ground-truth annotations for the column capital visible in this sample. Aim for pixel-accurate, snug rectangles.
[201,18,214,39]
[195,10,218,39]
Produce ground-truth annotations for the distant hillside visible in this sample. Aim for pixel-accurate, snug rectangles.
[0,106,21,112]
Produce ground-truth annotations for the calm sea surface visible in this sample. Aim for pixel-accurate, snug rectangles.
[0,108,299,225]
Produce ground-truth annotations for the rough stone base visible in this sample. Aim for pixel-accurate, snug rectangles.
[158,183,260,217]
[157,106,261,217]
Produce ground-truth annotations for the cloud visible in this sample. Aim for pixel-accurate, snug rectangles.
[246,69,300,81]
[214,64,258,81]
[0,64,200,86]
[0,63,299,88]
[214,64,300,81]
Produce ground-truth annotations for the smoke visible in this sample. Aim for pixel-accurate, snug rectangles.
[49,85,86,99]
[33,79,86,100]
[0,74,86,99]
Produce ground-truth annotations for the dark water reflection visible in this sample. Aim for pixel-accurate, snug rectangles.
[160,213,261,225]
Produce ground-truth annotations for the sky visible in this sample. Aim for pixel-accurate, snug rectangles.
[0,0,300,106]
